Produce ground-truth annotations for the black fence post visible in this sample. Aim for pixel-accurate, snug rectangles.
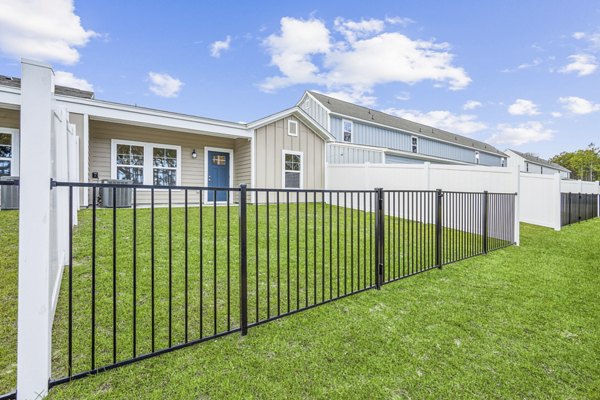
[435,189,443,269]
[374,188,384,289]
[482,190,489,254]
[239,184,248,336]
[578,193,582,222]
[568,192,572,225]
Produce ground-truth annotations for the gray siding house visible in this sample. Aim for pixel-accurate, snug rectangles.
[298,91,507,167]
[505,149,571,179]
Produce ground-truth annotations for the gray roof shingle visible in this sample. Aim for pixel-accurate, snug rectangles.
[308,91,506,157]
[0,74,94,99]
[507,149,571,172]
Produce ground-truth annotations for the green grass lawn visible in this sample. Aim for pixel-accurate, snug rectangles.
[43,218,600,399]
[0,211,18,395]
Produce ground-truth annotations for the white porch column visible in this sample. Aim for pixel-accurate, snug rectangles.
[17,59,54,400]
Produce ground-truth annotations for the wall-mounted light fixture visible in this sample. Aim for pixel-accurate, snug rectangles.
[192,149,197,159]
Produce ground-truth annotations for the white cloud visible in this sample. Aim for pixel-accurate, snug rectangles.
[502,57,543,73]
[572,31,600,50]
[54,71,93,91]
[558,96,600,115]
[559,54,598,76]
[573,32,586,40]
[463,100,482,110]
[147,72,183,98]
[488,122,554,146]
[384,108,487,136]
[0,0,95,65]
[385,16,415,26]
[396,91,410,101]
[551,111,563,118]
[260,17,471,100]
[210,35,232,58]
[508,99,540,116]
[334,17,385,42]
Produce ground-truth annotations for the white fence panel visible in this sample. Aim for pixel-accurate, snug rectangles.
[560,179,599,194]
[519,173,561,230]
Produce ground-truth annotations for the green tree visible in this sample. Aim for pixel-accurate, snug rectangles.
[550,143,600,181]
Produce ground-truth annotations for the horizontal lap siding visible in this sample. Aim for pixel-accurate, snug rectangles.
[331,116,504,166]
[327,144,383,164]
[89,120,240,206]
[0,108,19,129]
[255,116,325,202]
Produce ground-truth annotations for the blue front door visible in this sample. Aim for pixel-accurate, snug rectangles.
[207,150,230,202]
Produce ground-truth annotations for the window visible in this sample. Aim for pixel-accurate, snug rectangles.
[342,119,353,143]
[212,155,227,165]
[116,144,144,184]
[475,151,480,164]
[501,157,505,167]
[0,130,19,177]
[411,136,418,153]
[112,140,180,186]
[526,162,529,172]
[283,151,302,189]
[0,133,12,177]
[288,119,298,136]
[153,147,178,186]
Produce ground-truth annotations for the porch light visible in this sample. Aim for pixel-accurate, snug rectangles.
[192,149,197,159]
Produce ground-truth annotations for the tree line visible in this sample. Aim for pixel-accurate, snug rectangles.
[550,143,600,181]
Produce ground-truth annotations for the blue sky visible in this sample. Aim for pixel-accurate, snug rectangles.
[1,0,599,158]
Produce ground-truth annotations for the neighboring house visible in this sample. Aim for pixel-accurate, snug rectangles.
[298,91,507,167]
[505,149,571,179]
[0,69,332,206]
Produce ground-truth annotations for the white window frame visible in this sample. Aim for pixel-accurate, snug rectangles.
[111,139,182,187]
[288,119,299,137]
[0,128,20,177]
[475,151,480,164]
[411,136,418,153]
[342,119,353,143]
[282,150,303,189]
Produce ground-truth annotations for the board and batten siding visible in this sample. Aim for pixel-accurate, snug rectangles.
[385,154,428,164]
[327,143,383,164]
[254,116,325,201]
[89,119,251,205]
[330,116,503,166]
[299,95,329,129]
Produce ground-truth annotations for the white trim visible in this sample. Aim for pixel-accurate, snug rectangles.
[204,146,234,204]
[250,134,256,203]
[82,114,89,205]
[329,110,505,158]
[0,127,20,176]
[288,119,298,136]
[110,139,182,186]
[247,106,334,142]
[475,150,480,164]
[282,149,304,189]
[411,135,419,153]
[342,119,353,143]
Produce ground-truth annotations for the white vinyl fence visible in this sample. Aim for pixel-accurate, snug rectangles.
[519,173,599,230]
[326,162,520,244]
[17,60,80,400]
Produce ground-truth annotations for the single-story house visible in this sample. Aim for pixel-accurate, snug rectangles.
[505,149,571,179]
[0,61,511,208]
[298,91,508,167]
[0,66,332,206]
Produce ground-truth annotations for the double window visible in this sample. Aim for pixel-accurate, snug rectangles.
[282,150,302,189]
[112,140,180,186]
[342,119,353,143]
[0,130,19,177]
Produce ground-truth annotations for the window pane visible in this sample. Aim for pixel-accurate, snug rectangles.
[343,131,352,142]
[117,145,144,166]
[0,145,11,158]
[212,155,226,165]
[154,147,177,168]
[285,171,300,188]
[0,160,11,176]
[343,121,352,133]
[153,168,177,186]
[0,133,11,145]
[117,166,143,184]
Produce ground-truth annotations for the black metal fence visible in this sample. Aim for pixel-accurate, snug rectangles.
[561,192,599,226]
[14,181,515,391]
